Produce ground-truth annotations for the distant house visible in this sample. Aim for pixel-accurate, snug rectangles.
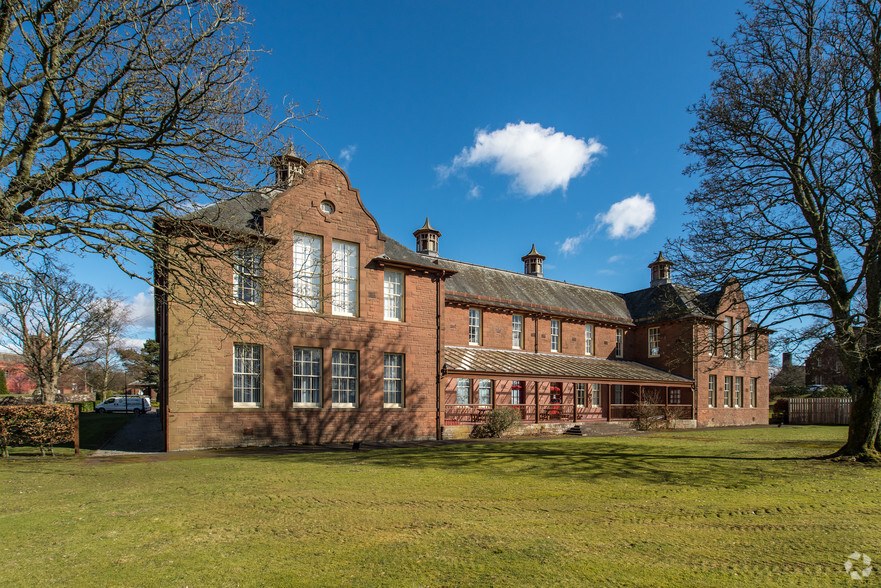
[805,339,850,389]
[156,156,771,451]
[0,352,87,396]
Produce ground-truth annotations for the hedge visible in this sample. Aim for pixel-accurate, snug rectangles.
[0,405,78,457]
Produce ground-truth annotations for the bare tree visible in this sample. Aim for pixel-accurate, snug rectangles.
[87,293,132,402]
[0,0,315,317]
[671,0,881,460]
[0,263,103,403]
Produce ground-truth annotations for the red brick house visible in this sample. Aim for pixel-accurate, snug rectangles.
[156,156,769,451]
[805,338,850,389]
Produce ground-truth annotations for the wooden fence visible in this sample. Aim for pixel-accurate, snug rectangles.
[786,397,851,425]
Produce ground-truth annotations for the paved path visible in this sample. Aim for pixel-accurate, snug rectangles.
[92,411,164,455]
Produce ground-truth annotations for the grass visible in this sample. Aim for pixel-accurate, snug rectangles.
[0,426,879,586]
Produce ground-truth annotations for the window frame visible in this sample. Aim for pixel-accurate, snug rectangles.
[233,247,262,305]
[511,381,525,405]
[468,308,481,345]
[648,327,660,357]
[708,325,716,356]
[292,347,322,407]
[512,315,523,349]
[292,233,322,312]
[331,240,359,317]
[708,374,717,408]
[723,317,733,357]
[748,331,758,360]
[585,324,593,356]
[550,319,560,353]
[750,377,758,408]
[576,383,586,407]
[456,378,471,405]
[233,343,262,407]
[383,269,404,322]
[724,375,732,407]
[383,353,404,407]
[591,383,601,408]
[734,376,743,408]
[478,379,492,406]
[733,320,743,359]
[615,329,624,358]
[613,384,623,405]
[331,349,359,407]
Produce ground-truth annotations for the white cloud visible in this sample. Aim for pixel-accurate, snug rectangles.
[443,122,605,197]
[596,194,656,238]
[338,145,357,168]
[559,232,590,256]
[128,289,154,330]
[467,185,481,199]
[607,254,628,263]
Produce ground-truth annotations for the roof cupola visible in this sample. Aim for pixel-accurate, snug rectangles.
[648,251,674,287]
[413,217,441,257]
[270,146,306,186]
[522,244,546,278]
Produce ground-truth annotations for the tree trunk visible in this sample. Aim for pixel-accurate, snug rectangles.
[832,374,881,461]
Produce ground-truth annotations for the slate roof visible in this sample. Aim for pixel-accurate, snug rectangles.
[182,190,277,234]
[620,283,718,324]
[444,346,692,384]
[439,258,633,324]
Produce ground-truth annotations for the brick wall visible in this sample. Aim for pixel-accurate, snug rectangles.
[166,161,443,450]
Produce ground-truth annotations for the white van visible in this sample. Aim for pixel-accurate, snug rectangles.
[95,396,151,415]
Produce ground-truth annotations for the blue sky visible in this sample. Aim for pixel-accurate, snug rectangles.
[67,0,748,344]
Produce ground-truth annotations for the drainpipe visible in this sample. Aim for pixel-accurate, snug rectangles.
[435,274,443,441]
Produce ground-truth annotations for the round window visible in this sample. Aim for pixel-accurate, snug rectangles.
[319,200,335,215]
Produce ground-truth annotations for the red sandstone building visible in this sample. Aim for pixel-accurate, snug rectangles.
[156,156,770,451]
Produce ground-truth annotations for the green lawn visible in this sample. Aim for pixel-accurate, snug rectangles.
[1,426,878,586]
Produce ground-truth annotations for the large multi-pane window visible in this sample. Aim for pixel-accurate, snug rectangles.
[331,350,358,406]
[233,248,261,304]
[708,375,717,408]
[292,347,321,406]
[723,317,734,357]
[734,320,743,359]
[585,324,593,356]
[591,383,601,407]
[750,377,758,407]
[724,376,733,407]
[613,384,623,404]
[456,378,471,404]
[670,389,681,404]
[615,329,624,358]
[576,383,586,407]
[648,327,660,357]
[469,309,481,345]
[383,270,404,321]
[734,376,743,408]
[233,343,262,405]
[292,233,322,311]
[512,315,523,349]
[383,353,404,407]
[551,320,560,352]
[478,379,492,405]
[332,240,358,316]
[708,325,716,356]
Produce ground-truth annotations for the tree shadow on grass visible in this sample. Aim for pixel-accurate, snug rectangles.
[190,436,839,489]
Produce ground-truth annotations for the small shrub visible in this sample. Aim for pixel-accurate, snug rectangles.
[469,407,522,439]
[485,407,522,437]
[469,424,493,439]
